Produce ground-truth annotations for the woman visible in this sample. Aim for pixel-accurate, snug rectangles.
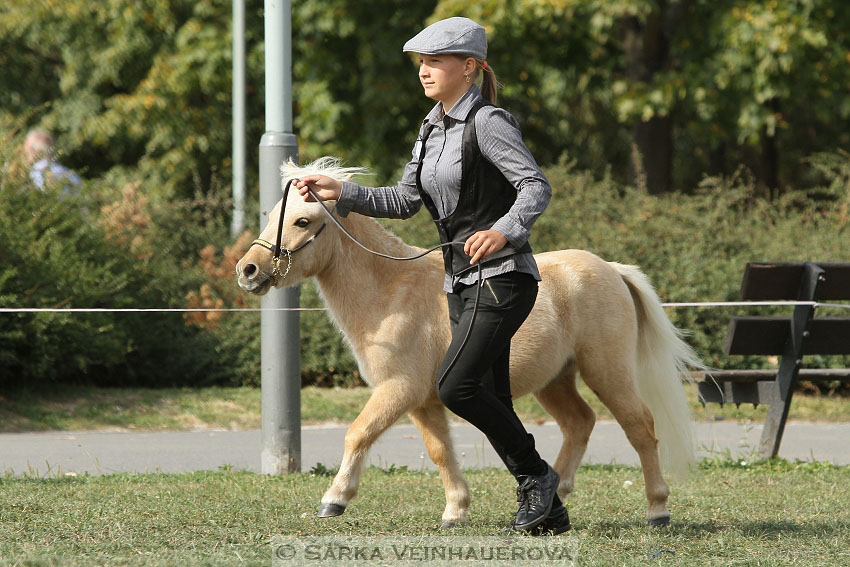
[296,16,568,535]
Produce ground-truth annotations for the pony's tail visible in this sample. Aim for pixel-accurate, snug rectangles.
[611,262,704,479]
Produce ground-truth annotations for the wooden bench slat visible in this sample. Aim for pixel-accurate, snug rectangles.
[722,317,850,355]
[702,368,850,383]
[697,380,779,405]
[740,262,850,300]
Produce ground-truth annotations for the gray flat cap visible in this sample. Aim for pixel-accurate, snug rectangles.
[403,17,487,60]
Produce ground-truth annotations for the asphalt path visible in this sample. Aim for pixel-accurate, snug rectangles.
[2,420,849,477]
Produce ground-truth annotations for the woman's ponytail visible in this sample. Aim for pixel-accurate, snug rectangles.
[475,60,496,105]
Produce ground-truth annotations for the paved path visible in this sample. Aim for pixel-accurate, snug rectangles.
[2,421,848,477]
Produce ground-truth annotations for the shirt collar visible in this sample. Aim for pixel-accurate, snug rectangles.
[423,85,483,127]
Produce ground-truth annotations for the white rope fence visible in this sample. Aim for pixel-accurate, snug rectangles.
[0,307,328,313]
[1,301,849,313]
[665,301,850,309]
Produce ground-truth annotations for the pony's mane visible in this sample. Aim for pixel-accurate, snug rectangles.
[279,156,422,258]
[280,156,369,186]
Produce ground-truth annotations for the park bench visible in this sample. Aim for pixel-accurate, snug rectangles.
[697,262,850,459]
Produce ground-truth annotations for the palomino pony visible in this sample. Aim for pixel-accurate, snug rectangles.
[236,158,701,527]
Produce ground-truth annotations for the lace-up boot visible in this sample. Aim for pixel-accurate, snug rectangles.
[511,464,559,531]
[531,503,571,536]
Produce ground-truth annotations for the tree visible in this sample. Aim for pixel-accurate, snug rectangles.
[2,0,849,198]
[432,0,850,193]
[290,0,438,178]
[0,1,241,198]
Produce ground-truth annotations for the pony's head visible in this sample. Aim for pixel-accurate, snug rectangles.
[235,157,366,295]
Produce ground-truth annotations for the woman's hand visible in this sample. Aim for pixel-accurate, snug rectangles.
[464,230,508,265]
[295,175,343,202]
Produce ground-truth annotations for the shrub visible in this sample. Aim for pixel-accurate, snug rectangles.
[4,125,848,391]
[0,132,232,388]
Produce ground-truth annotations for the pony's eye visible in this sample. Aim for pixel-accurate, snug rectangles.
[294,217,310,228]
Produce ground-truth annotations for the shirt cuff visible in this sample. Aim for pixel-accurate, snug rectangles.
[334,181,360,217]
[490,217,529,249]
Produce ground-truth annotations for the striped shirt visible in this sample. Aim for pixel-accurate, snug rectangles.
[335,85,552,292]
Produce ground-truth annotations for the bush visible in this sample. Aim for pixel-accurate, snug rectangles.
[4,125,849,391]
[0,132,236,388]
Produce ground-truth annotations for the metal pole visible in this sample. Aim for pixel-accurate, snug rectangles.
[261,0,300,475]
[231,0,246,238]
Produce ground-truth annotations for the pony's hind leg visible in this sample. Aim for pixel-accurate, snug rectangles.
[408,397,470,527]
[533,361,596,500]
[318,379,423,517]
[578,354,671,526]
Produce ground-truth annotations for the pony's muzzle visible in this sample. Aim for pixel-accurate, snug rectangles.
[236,256,273,294]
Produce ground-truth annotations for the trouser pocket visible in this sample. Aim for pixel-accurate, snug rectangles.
[485,279,501,304]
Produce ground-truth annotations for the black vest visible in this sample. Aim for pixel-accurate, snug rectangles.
[415,100,533,278]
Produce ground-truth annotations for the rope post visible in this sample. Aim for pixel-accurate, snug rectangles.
[261,0,300,475]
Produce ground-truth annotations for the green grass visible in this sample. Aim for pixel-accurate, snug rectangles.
[0,382,850,433]
[1,383,849,433]
[1,460,847,566]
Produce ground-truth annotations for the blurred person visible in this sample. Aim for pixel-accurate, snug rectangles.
[24,128,81,197]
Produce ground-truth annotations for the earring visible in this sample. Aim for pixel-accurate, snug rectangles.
[465,74,471,83]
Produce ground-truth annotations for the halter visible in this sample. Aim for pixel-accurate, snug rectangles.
[250,178,327,285]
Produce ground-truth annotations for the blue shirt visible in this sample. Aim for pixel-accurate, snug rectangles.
[30,159,82,198]
[335,85,552,292]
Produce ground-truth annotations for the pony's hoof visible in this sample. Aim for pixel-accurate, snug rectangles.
[440,520,459,529]
[647,515,670,527]
[317,503,346,518]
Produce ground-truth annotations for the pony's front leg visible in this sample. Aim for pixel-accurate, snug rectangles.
[318,380,421,517]
[409,398,470,527]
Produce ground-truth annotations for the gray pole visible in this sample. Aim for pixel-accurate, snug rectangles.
[261,0,300,475]
[231,0,246,238]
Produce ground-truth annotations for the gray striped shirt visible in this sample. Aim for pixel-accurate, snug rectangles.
[335,85,552,292]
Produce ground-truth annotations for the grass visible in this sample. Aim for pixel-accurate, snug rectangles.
[1,382,849,433]
[0,459,847,566]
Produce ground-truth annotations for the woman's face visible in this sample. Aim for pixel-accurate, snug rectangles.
[418,54,473,107]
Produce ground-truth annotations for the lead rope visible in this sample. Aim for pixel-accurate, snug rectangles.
[298,181,483,388]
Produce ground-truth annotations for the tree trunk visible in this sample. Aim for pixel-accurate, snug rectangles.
[761,98,781,196]
[622,0,691,194]
[708,142,727,177]
[633,116,672,194]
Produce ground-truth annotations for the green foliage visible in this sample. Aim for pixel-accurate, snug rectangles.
[0,129,237,388]
[3,1,850,388]
[4,0,849,198]
[291,0,438,177]
[0,0,434,198]
[309,462,338,477]
[4,117,848,388]
[0,0,264,199]
[431,0,850,190]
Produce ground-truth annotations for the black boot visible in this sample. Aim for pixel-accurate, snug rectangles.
[531,502,571,536]
[507,495,572,536]
[511,464,559,531]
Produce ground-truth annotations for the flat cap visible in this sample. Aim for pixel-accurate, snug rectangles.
[402,17,487,60]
